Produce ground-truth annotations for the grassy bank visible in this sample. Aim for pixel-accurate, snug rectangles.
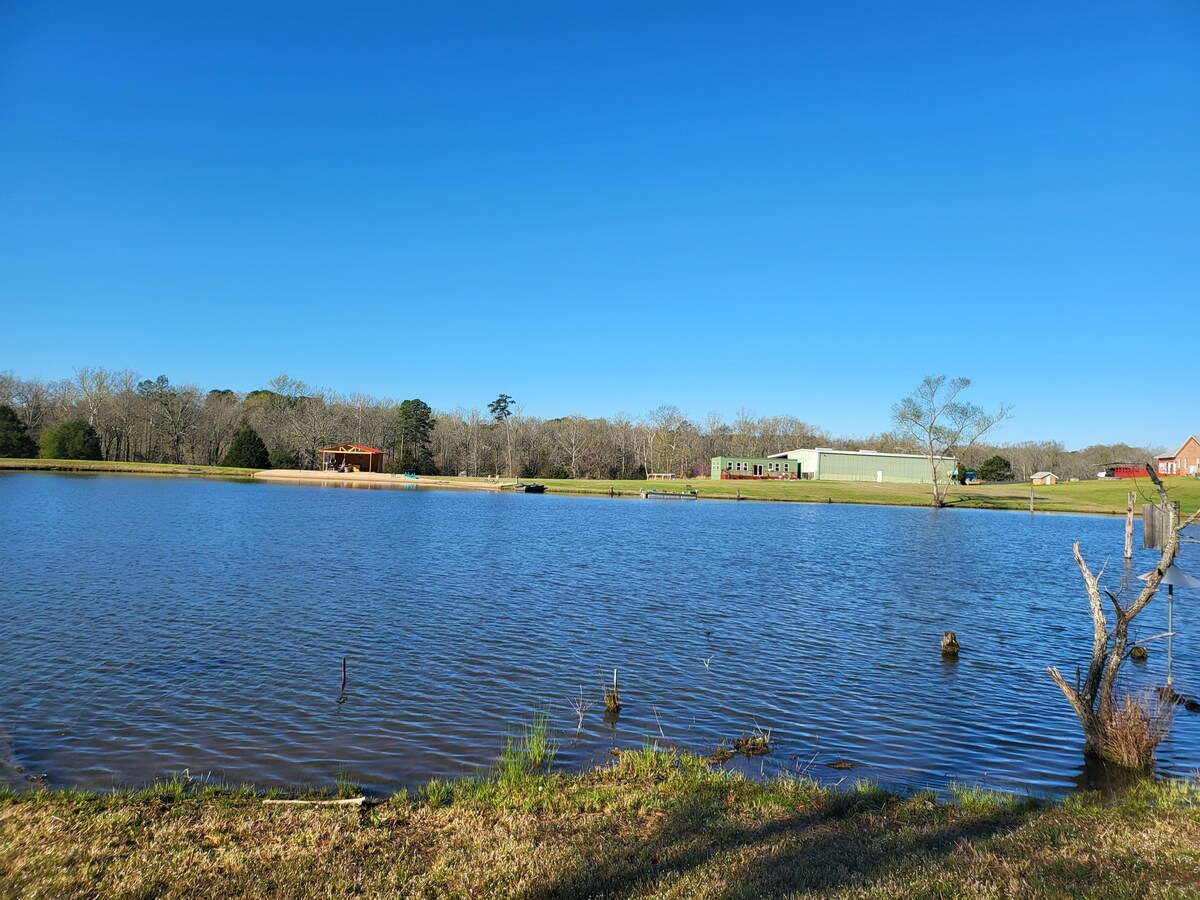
[539,474,1200,517]
[0,458,257,479]
[3,750,1199,898]
[4,457,1198,516]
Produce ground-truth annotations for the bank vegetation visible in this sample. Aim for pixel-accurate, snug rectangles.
[0,368,1167,483]
[3,749,1200,898]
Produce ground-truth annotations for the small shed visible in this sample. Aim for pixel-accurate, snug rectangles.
[1032,471,1058,485]
[321,444,386,473]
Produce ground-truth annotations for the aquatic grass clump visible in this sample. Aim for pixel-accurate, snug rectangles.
[522,708,557,772]
[420,778,452,808]
[334,772,362,799]
[709,740,734,764]
[447,776,496,806]
[1100,691,1175,770]
[1151,777,1200,808]
[1099,772,1200,816]
[133,774,228,803]
[497,708,559,785]
[732,724,772,758]
[949,783,1043,814]
[623,741,663,780]
[611,740,694,785]
[497,737,528,785]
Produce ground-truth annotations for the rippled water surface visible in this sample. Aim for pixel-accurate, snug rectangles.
[2,472,1198,796]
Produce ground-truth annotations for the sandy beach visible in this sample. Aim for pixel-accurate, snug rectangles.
[252,469,509,491]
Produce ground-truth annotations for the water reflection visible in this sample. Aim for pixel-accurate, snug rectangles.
[1073,756,1156,798]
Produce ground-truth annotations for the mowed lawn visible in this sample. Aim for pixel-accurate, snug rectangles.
[541,474,1200,517]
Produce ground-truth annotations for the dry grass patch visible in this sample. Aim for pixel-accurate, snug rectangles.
[3,760,1200,898]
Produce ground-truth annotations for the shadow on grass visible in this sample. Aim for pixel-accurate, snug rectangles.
[528,786,1036,898]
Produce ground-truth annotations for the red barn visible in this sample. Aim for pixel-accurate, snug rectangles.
[1105,464,1150,479]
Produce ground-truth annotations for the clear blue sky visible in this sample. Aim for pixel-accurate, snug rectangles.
[2,2,1197,449]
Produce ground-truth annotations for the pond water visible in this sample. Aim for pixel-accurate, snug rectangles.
[1,472,1197,797]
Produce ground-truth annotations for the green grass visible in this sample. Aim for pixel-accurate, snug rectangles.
[418,777,453,808]
[0,457,259,478]
[3,756,1199,898]
[497,708,559,785]
[534,474,1200,516]
[5,456,1198,517]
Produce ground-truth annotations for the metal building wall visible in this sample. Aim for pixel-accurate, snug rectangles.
[815,451,954,484]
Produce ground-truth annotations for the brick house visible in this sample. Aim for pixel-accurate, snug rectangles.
[1157,436,1200,477]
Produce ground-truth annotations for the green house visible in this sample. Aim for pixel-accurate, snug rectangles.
[711,456,801,480]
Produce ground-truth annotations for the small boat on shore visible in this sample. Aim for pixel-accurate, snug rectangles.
[512,483,546,494]
[640,488,698,500]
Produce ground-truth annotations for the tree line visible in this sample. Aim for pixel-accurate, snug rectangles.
[0,368,1159,480]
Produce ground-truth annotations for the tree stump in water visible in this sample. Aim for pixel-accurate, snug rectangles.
[941,631,960,656]
[604,668,621,713]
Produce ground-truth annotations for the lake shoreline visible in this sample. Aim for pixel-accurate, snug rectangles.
[4,458,1197,516]
[252,468,508,491]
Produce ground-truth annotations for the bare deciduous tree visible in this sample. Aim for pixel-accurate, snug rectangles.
[1047,469,1199,768]
[892,375,1012,507]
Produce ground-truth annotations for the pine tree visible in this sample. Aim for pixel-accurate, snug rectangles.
[0,404,37,458]
[221,425,270,469]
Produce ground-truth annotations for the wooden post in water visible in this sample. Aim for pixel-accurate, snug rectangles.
[604,668,621,712]
[1029,482,1035,513]
[1125,490,1136,560]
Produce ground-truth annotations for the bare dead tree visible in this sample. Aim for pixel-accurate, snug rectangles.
[892,375,1012,507]
[1047,466,1200,767]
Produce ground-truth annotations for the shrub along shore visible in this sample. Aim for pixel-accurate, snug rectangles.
[4,457,1199,516]
[3,750,1200,898]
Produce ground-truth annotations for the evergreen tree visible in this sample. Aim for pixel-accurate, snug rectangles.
[221,425,270,469]
[39,420,102,460]
[269,447,299,469]
[393,398,436,473]
[0,404,37,458]
[978,454,1013,482]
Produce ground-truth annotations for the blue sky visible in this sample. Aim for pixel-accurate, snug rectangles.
[1,2,1197,449]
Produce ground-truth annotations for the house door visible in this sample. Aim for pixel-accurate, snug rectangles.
[876,469,883,483]
[753,464,764,476]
